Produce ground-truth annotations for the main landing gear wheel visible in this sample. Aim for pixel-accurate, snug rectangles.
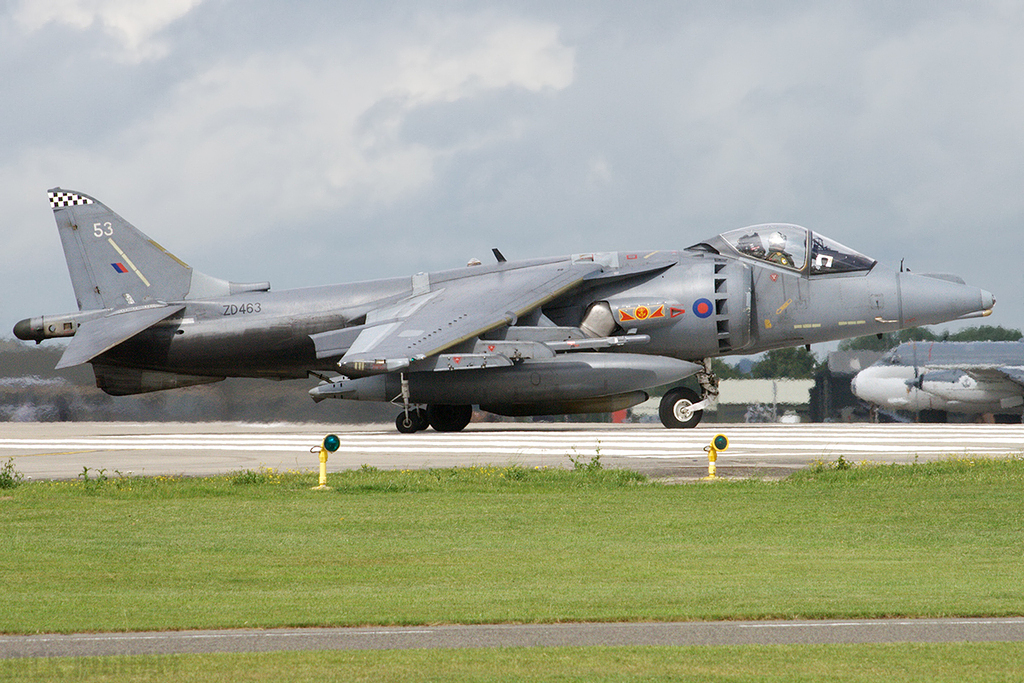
[396,408,429,434]
[919,409,948,424]
[426,404,473,432]
[659,387,703,429]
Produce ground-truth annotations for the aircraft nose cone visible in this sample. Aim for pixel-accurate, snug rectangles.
[898,273,994,326]
[13,318,34,341]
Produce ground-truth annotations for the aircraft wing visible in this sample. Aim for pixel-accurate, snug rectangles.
[962,366,1024,385]
[992,367,1024,388]
[323,260,605,374]
[56,304,186,369]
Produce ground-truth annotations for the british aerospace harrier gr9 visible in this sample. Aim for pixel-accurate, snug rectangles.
[15,189,994,432]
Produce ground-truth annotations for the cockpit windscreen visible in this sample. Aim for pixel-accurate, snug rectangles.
[719,224,875,276]
[809,234,876,275]
[721,225,807,271]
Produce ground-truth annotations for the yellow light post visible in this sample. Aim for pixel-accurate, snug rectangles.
[702,433,728,480]
[312,434,340,490]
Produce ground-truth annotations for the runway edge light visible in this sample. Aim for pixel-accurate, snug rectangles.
[311,434,340,490]
[702,434,728,480]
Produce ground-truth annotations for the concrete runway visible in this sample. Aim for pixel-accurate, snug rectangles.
[4,618,1024,658]
[2,421,1023,481]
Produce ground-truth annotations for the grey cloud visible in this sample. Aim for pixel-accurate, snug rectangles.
[3,1,1022,339]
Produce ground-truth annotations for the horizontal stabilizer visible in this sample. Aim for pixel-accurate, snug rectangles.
[56,304,186,369]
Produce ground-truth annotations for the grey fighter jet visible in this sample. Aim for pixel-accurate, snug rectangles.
[15,189,995,432]
[852,341,1024,422]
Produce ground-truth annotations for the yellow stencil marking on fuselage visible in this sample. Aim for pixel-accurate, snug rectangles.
[776,299,792,315]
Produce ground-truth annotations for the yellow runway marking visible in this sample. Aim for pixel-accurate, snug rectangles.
[14,450,102,458]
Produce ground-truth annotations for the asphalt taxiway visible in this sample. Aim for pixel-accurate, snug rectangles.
[4,618,1024,658]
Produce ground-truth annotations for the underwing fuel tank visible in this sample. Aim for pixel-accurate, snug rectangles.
[309,353,701,409]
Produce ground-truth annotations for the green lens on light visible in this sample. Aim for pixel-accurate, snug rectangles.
[713,435,728,450]
[323,434,341,452]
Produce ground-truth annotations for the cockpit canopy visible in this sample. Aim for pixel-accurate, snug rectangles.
[692,224,876,276]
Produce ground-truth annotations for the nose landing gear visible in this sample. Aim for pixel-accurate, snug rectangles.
[659,386,702,428]
[396,408,429,433]
[658,358,719,429]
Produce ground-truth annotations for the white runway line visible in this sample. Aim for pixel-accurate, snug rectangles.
[3,424,1023,461]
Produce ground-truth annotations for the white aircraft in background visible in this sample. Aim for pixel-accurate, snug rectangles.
[851,340,1024,422]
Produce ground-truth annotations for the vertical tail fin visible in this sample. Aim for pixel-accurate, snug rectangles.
[47,188,270,312]
[49,188,194,311]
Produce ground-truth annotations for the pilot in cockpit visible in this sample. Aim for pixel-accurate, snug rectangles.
[736,233,766,259]
[766,231,795,268]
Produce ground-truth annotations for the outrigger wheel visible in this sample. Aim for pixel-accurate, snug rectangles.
[659,386,703,429]
[396,407,429,433]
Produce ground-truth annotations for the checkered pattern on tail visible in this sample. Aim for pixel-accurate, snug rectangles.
[48,191,94,209]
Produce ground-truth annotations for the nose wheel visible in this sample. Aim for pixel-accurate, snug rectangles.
[395,405,472,433]
[659,387,703,429]
[396,408,429,433]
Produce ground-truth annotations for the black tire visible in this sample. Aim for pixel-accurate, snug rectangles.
[426,404,473,432]
[659,387,703,429]
[395,408,430,433]
[396,412,418,433]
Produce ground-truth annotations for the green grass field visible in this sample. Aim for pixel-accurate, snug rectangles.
[3,456,1024,634]
[4,457,1024,680]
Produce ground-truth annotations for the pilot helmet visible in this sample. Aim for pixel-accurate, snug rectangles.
[768,231,786,251]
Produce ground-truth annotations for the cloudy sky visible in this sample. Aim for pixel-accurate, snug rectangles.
[2,1,1022,348]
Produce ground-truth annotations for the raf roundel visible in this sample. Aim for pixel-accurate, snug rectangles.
[692,298,713,319]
